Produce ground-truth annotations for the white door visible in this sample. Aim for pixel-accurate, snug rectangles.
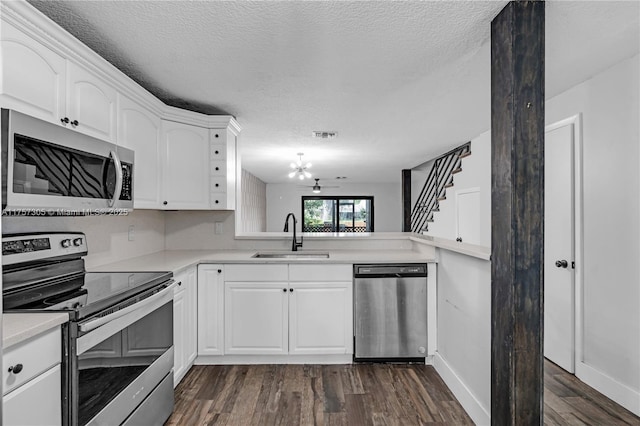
[544,122,576,373]
[455,188,481,245]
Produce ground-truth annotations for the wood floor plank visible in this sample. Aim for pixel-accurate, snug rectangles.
[166,360,638,426]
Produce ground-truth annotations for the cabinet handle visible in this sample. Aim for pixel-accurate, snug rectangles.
[456,237,462,242]
[217,269,222,273]
[282,288,287,292]
[163,201,168,205]
[60,117,69,124]
[289,288,294,292]
[8,364,23,374]
[71,119,79,126]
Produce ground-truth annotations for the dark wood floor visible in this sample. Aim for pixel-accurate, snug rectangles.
[166,361,640,425]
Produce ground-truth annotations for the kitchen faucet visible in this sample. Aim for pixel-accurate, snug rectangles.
[283,212,303,251]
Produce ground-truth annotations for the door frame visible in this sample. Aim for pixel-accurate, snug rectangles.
[544,113,584,371]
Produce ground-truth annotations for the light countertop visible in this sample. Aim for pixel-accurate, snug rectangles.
[89,249,435,273]
[3,313,69,349]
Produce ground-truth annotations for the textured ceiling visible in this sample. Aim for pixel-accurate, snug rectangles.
[28,1,640,184]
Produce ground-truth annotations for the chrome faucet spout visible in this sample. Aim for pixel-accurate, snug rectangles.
[283,213,303,251]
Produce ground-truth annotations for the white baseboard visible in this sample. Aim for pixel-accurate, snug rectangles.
[195,353,353,365]
[576,361,640,417]
[434,352,490,425]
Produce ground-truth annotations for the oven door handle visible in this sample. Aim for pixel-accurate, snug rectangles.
[108,150,123,207]
[77,281,176,355]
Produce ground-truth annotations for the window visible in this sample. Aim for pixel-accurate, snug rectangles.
[302,196,374,232]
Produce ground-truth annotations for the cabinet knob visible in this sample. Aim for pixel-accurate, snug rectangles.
[215,183,219,187]
[60,117,69,124]
[177,281,182,286]
[163,201,168,205]
[215,167,220,171]
[289,288,293,292]
[456,237,462,242]
[555,260,568,268]
[282,288,287,292]
[217,269,222,273]
[215,150,219,154]
[71,119,79,126]
[214,134,219,138]
[8,364,23,374]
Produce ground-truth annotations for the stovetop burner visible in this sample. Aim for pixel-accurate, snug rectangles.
[2,233,172,320]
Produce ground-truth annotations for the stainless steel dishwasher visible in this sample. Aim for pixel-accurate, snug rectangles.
[354,264,428,361]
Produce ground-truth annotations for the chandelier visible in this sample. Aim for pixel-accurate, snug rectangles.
[288,153,312,180]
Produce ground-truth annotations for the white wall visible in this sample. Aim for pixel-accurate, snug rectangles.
[265,182,401,232]
[424,53,640,417]
[240,169,267,232]
[2,210,166,269]
[546,54,640,408]
[422,132,491,247]
[434,250,491,425]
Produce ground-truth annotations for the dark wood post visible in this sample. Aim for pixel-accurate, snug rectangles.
[491,1,545,425]
[402,169,412,231]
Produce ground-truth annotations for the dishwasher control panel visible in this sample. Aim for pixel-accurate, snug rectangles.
[354,264,427,277]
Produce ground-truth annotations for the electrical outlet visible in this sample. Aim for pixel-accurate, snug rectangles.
[128,225,135,241]
[215,222,223,235]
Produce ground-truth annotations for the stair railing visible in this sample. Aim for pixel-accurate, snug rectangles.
[410,142,471,233]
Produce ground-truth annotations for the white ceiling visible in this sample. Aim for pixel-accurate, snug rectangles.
[28,1,640,184]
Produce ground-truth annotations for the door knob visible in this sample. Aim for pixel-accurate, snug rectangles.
[555,260,568,268]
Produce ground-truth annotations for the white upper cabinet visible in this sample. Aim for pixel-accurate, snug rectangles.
[1,22,117,142]
[161,120,211,209]
[66,61,117,142]
[117,95,162,208]
[0,21,66,124]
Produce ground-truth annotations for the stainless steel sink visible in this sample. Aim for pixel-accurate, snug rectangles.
[252,252,330,259]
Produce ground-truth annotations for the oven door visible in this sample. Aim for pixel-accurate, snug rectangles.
[70,282,175,426]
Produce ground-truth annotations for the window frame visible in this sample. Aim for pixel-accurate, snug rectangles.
[301,195,374,232]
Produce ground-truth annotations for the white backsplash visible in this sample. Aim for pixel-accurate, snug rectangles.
[2,210,166,269]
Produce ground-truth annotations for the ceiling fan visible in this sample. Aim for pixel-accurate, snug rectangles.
[298,178,339,194]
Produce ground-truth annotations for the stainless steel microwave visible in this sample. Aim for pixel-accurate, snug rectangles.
[1,109,134,214]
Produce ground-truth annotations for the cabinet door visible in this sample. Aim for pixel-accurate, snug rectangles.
[197,265,224,356]
[183,267,198,366]
[161,121,210,209]
[117,95,162,208]
[224,282,288,355]
[0,22,66,124]
[3,364,61,426]
[66,61,117,142]
[172,284,186,386]
[289,282,353,355]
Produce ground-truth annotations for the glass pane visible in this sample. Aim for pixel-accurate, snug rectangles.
[338,200,354,232]
[303,199,335,232]
[353,199,372,232]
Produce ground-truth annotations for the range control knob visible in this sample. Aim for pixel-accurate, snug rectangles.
[61,239,72,248]
[73,238,83,247]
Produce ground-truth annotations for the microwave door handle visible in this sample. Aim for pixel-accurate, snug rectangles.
[108,150,123,207]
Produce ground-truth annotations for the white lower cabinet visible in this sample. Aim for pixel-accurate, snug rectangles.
[197,265,225,355]
[222,264,353,356]
[173,266,197,386]
[2,327,62,426]
[224,282,289,355]
[289,282,353,355]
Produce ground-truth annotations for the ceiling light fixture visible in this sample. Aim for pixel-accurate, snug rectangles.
[288,152,312,180]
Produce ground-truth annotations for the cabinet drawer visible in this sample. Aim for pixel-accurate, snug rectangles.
[3,327,61,396]
[210,160,227,176]
[224,264,288,282]
[289,264,353,282]
[3,364,61,426]
[210,143,227,160]
[211,176,227,193]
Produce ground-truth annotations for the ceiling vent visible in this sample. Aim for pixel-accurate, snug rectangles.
[312,131,338,139]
